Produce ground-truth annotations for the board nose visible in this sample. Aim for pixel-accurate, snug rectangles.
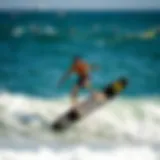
[103,77,128,97]
[119,77,128,86]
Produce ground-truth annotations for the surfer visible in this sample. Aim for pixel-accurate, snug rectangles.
[57,56,98,105]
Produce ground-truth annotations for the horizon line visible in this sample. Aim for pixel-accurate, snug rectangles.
[0,8,160,12]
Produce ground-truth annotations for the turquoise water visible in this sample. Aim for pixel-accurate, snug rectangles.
[0,11,160,97]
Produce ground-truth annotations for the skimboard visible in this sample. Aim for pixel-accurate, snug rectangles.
[51,77,128,132]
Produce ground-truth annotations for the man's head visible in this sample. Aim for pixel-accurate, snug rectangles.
[73,55,82,63]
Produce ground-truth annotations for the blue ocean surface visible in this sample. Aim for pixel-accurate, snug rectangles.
[0,11,160,97]
[0,11,160,160]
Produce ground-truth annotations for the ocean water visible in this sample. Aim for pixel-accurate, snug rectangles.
[0,11,160,160]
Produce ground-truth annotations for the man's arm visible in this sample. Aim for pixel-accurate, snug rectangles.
[89,64,99,71]
[57,68,73,87]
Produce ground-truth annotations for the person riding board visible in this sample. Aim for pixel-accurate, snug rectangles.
[57,56,98,106]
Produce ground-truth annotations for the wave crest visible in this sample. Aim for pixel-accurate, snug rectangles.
[0,92,160,144]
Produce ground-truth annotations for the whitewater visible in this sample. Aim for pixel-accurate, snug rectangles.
[0,92,160,160]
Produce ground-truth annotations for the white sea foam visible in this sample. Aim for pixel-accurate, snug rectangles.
[11,26,25,38]
[0,92,160,144]
[0,145,159,160]
[11,25,59,38]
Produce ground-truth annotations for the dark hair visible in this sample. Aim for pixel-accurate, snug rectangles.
[73,55,81,61]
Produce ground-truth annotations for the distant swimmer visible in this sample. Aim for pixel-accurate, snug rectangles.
[57,56,98,106]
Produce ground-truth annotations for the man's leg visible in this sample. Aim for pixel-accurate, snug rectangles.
[83,78,95,94]
[71,85,80,106]
[84,79,106,101]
